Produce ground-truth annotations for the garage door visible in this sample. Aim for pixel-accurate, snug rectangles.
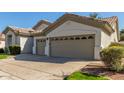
[50,35,95,59]
[36,39,46,55]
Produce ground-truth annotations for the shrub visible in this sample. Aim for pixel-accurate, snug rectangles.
[9,45,21,55]
[0,48,4,53]
[4,47,9,54]
[120,34,124,41]
[100,46,124,72]
[109,42,124,47]
[109,42,124,57]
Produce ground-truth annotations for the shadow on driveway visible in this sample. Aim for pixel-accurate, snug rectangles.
[14,54,93,64]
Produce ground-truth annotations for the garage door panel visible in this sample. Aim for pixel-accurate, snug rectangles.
[51,35,94,59]
[36,39,46,55]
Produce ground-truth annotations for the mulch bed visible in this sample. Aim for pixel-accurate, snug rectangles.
[81,63,124,80]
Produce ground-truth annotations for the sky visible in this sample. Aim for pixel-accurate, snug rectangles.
[0,12,124,32]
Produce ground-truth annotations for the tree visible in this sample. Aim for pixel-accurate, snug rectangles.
[120,29,124,41]
[89,12,100,19]
[120,29,124,34]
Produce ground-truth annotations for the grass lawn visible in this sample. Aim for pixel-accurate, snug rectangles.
[0,53,10,59]
[64,71,109,80]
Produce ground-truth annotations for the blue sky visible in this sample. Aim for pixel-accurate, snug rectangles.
[0,12,124,32]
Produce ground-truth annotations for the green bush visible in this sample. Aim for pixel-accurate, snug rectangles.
[109,42,124,57]
[0,48,4,53]
[109,42,124,47]
[4,47,9,54]
[100,46,124,72]
[9,45,21,55]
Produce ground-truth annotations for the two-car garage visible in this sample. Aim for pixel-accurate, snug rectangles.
[36,34,95,60]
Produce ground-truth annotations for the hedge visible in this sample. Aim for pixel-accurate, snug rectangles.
[0,48,4,53]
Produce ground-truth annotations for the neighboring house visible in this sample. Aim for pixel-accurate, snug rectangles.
[3,26,34,53]
[0,33,5,48]
[2,20,51,54]
[3,14,119,60]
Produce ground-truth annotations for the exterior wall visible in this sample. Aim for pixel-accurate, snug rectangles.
[101,28,118,49]
[5,30,33,54]
[101,31,111,48]
[0,41,5,48]
[20,36,33,54]
[34,24,49,32]
[47,20,102,60]
[5,30,17,47]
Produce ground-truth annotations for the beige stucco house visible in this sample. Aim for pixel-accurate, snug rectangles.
[3,26,34,53]
[3,13,120,60]
[0,33,5,48]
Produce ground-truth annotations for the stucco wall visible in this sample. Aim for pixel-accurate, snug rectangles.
[101,30,118,48]
[5,30,33,54]
[20,36,33,54]
[5,30,20,47]
[5,30,16,47]
[0,41,5,48]
[101,31,111,48]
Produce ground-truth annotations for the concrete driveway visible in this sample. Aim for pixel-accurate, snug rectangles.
[0,54,100,80]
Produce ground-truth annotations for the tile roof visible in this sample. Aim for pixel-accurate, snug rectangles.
[35,13,118,36]
[2,13,118,37]
[32,20,52,30]
[8,26,35,33]
[100,16,118,28]
[3,26,35,36]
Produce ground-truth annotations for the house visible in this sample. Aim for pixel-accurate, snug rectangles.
[3,26,34,53]
[0,32,5,48]
[3,20,51,54]
[3,13,119,60]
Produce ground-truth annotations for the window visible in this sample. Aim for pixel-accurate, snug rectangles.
[70,37,74,40]
[88,36,94,39]
[60,38,63,40]
[75,37,80,40]
[64,37,68,40]
[81,37,87,39]
[51,38,54,41]
[55,38,58,41]
[7,35,12,46]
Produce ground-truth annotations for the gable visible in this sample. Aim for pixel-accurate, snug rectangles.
[47,20,101,37]
[34,24,49,31]
[41,14,115,36]
[33,20,51,31]
[5,30,16,36]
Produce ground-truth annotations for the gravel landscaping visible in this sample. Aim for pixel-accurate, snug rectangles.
[81,62,124,80]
